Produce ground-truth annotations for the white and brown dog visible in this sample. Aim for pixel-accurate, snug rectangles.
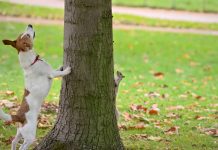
[0,25,71,150]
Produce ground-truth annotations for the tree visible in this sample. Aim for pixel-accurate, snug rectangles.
[34,0,124,149]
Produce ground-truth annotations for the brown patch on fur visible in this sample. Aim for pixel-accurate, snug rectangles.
[2,34,33,53]
[2,40,16,47]
[11,89,30,124]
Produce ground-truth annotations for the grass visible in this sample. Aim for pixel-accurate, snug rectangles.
[113,0,218,13]
[0,22,218,149]
[1,1,218,31]
[0,1,64,20]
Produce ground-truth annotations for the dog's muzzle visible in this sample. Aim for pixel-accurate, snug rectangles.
[22,24,35,39]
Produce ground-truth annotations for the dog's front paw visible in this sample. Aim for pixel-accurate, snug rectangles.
[64,66,71,75]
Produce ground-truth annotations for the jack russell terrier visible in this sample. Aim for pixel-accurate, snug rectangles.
[0,25,71,150]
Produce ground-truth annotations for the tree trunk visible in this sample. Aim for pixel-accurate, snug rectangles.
[34,0,124,149]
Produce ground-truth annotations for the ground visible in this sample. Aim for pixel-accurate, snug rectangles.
[0,1,218,150]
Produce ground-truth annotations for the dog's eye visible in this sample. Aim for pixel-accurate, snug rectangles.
[26,34,30,38]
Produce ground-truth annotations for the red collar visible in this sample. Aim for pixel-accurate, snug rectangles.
[30,55,42,66]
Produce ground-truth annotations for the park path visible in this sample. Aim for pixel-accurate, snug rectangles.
[1,15,218,36]
[2,0,218,23]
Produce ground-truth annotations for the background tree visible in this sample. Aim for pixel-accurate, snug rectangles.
[35,0,124,149]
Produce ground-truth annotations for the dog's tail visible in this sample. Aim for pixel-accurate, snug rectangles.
[0,108,12,121]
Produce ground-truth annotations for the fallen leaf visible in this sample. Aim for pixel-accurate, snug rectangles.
[189,61,199,67]
[130,122,147,130]
[147,136,162,142]
[166,105,184,111]
[144,92,160,98]
[195,115,208,120]
[122,90,129,94]
[154,121,164,129]
[202,128,218,137]
[10,96,18,101]
[165,126,180,135]
[41,102,58,113]
[130,104,147,112]
[37,114,53,128]
[119,123,147,130]
[183,53,190,59]
[166,113,181,119]
[130,134,148,140]
[153,72,164,79]
[2,136,14,145]
[186,103,199,109]
[132,82,144,88]
[0,100,17,108]
[178,94,188,99]
[5,90,14,96]
[149,109,159,115]
[118,124,128,130]
[149,104,160,115]
[210,103,218,107]
[195,95,205,100]
[4,121,14,126]
[175,68,184,74]
[123,112,133,121]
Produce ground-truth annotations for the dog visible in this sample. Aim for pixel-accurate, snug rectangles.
[0,24,71,150]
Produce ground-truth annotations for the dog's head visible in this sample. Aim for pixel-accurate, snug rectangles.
[2,24,35,53]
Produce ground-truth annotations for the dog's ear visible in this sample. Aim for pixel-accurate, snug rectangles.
[2,40,16,48]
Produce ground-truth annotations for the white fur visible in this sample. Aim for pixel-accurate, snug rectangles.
[0,25,71,150]
[114,71,124,120]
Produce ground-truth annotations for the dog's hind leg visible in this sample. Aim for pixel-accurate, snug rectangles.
[19,139,34,150]
[49,66,71,78]
[11,129,22,150]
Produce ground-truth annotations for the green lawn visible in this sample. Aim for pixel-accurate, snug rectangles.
[1,1,218,31]
[0,22,217,149]
[113,0,218,13]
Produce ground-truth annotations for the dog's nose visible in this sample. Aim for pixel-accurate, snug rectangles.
[28,24,33,28]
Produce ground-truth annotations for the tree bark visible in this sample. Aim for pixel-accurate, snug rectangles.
[34,0,124,149]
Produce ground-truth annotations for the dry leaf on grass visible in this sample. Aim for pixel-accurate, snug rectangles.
[175,68,184,74]
[130,134,148,140]
[5,90,14,96]
[166,113,181,119]
[41,102,58,113]
[210,103,218,107]
[166,105,184,111]
[144,91,160,98]
[10,96,18,101]
[130,134,163,142]
[194,115,208,120]
[37,114,53,128]
[165,126,180,135]
[149,104,160,115]
[201,128,218,137]
[123,112,133,121]
[0,100,17,108]
[130,104,147,112]
[2,136,14,145]
[153,72,164,79]
[118,122,148,130]
[147,136,163,142]
[132,82,144,88]
[134,122,147,129]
